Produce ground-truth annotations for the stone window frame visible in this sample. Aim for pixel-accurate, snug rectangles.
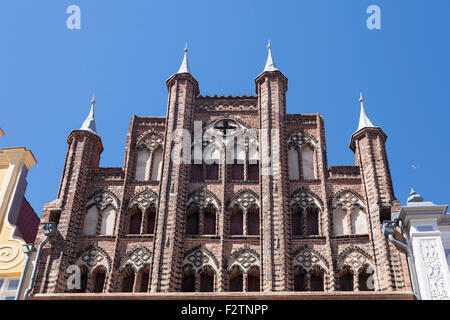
[331,189,369,237]
[134,131,164,183]
[287,131,319,181]
[226,189,261,238]
[83,190,120,237]
[290,188,324,238]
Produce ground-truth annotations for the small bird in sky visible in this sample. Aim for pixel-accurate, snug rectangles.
[411,164,420,169]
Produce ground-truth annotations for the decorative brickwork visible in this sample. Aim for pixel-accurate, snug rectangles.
[30,64,411,299]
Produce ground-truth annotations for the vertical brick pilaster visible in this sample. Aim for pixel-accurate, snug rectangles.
[256,70,289,291]
[150,73,199,292]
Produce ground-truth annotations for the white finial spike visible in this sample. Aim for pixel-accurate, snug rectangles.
[357,92,375,131]
[80,95,98,135]
[177,42,191,74]
[263,40,279,72]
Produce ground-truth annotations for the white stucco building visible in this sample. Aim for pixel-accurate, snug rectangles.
[397,190,450,300]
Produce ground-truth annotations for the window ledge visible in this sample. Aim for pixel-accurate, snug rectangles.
[332,234,370,240]
[123,234,155,239]
[292,235,326,240]
[81,235,116,239]
[134,181,160,185]
[228,235,260,240]
[229,180,259,184]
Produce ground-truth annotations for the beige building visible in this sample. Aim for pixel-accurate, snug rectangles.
[0,128,39,299]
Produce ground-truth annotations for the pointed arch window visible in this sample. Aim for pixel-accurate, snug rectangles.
[129,207,143,235]
[100,205,116,236]
[247,206,260,236]
[247,267,260,292]
[92,267,106,293]
[291,205,319,236]
[145,204,157,234]
[358,266,375,291]
[288,147,300,180]
[230,205,244,236]
[332,191,368,236]
[199,267,215,292]
[186,205,200,235]
[310,267,324,291]
[120,267,135,293]
[294,267,307,291]
[150,147,163,181]
[301,145,315,180]
[339,268,354,291]
[181,266,195,292]
[203,205,216,235]
[229,266,243,292]
[83,206,99,236]
[136,148,151,181]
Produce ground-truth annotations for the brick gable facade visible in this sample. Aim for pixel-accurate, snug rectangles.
[30,65,412,299]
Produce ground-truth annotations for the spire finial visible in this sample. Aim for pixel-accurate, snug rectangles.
[407,187,424,203]
[263,40,279,72]
[80,95,98,135]
[356,92,375,132]
[177,42,191,74]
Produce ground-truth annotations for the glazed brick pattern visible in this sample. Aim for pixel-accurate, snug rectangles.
[31,70,411,298]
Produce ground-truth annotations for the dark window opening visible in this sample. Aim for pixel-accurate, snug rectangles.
[186,206,199,235]
[121,272,135,293]
[199,269,214,292]
[203,206,216,235]
[248,164,259,181]
[294,268,306,291]
[129,210,142,234]
[230,206,243,235]
[340,269,353,291]
[247,268,260,292]
[229,268,243,292]
[310,269,324,291]
[190,164,203,182]
[140,271,150,292]
[205,164,219,180]
[292,206,303,236]
[247,206,260,236]
[146,206,156,234]
[181,268,195,292]
[93,270,106,293]
[231,164,244,180]
[306,207,319,235]
[49,210,61,227]
[380,207,391,226]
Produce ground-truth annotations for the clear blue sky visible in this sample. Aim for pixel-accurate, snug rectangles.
[1,0,449,215]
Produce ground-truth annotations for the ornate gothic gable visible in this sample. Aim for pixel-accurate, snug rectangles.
[288,131,318,149]
[135,131,164,151]
[87,189,120,211]
[293,247,329,273]
[75,246,112,272]
[226,247,260,274]
[331,189,365,213]
[227,189,260,211]
[187,188,221,211]
[183,246,220,274]
[128,189,159,211]
[336,245,373,272]
[119,247,152,272]
[291,187,324,211]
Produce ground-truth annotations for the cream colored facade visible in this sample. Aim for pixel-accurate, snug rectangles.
[0,129,37,299]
